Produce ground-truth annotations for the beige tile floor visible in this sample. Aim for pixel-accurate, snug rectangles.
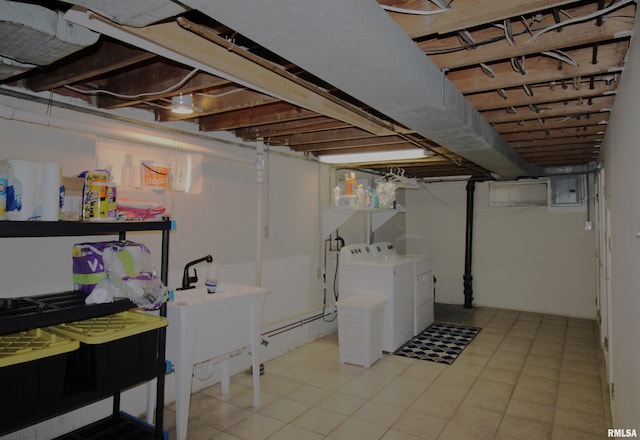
[161,307,612,440]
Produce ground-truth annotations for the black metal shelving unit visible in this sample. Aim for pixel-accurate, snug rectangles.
[0,219,172,440]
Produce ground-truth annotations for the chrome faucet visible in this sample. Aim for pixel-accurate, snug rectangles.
[177,255,213,290]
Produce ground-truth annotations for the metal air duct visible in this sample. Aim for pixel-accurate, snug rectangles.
[0,1,99,80]
[183,0,542,179]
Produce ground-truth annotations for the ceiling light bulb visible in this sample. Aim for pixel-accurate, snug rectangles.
[171,94,194,114]
[318,149,428,164]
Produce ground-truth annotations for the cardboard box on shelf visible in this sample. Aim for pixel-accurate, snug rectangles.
[60,176,84,221]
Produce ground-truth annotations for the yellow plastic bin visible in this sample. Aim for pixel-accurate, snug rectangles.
[48,311,167,393]
[0,328,79,425]
[336,295,387,368]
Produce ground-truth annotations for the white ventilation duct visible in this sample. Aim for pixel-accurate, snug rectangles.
[183,0,542,179]
[0,1,99,79]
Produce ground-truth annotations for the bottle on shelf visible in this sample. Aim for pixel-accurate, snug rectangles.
[121,154,135,189]
[356,184,366,208]
[333,185,341,208]
[344,172,356,196]
[370,186,379,208]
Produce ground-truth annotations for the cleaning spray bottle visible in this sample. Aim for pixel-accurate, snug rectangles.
[205,261,219,294]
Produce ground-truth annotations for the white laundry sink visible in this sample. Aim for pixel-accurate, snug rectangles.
[167,283,268,440]
[171,283,263,305]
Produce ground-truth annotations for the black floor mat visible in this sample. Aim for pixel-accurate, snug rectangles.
[394,322,481,365]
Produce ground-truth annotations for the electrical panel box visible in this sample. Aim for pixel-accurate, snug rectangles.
[550,175,582,207]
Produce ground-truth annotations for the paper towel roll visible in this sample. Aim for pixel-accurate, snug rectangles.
[40,162,60,221]
[7,159,41,221]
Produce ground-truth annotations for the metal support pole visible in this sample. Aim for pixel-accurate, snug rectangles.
[463,180,476,308]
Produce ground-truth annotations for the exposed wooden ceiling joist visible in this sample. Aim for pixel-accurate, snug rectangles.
[1,0,634,179]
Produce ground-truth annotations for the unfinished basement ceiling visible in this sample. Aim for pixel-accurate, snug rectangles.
[0,0,636,180]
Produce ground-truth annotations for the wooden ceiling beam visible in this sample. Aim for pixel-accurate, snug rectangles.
[423,5,634,69]
[449,41,628,94]
[266,127,374,145]
[482,95,615,124]
[290,135,411,152]
[520,150,599,160]
[466,77,618,111]
[385,0,581,39]
[501,125,605,141]
[494,112,609,133]
[26,39,156,92]
[507,138,602,149]
[95,64,231,108]
[158,88,280,121]
[524,157,598,166]
[202,102,320,132]
[89,17,400,135]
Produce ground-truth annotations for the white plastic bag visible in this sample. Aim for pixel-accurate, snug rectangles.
[76,240,167,309]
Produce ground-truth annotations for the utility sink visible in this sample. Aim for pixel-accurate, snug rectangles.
[167,283,268,440]
[170,283,264,305]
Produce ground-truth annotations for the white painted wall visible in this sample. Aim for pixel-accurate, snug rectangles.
[0,94,337,439]
[599,8,640,428]
[405,180,597,318]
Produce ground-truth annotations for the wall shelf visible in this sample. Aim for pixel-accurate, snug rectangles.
[321,206,405,238]
[0,219,173,237]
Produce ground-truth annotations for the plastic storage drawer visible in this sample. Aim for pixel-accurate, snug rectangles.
[336,295,387,368]
[0,328,79,425]
[48,311,168,393]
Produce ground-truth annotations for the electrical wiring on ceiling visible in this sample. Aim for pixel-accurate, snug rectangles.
[64,68,200,100]
[422,26,537,55]
[421,0,633,56]
[380,0,451,15]
[197,88,246,99]
[541,50,578,67]
[381,4,449,15]
[529,0,635,41]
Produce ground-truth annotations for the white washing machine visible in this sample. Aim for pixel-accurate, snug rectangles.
[370,242,434,335]
[338,243,415,352]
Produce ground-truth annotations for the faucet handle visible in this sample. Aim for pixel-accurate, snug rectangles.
[178,255,213,290]
[188,268,199,285]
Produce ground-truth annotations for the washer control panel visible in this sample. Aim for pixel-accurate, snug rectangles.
[339,243,373,261]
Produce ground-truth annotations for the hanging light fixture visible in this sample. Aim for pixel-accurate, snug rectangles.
[318,148,428,164]
[171,94,194,114]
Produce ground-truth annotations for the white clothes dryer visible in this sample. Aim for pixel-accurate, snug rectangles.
[370,242,434,335]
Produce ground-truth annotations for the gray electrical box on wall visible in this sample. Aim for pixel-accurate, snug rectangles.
[550,174,582,206]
